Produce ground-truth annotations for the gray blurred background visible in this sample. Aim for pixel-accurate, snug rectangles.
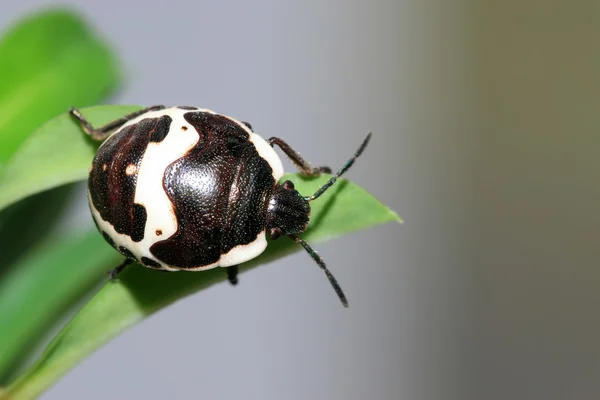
[3,1,600,399]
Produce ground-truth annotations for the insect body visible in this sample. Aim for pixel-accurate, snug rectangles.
[70,105,371,307]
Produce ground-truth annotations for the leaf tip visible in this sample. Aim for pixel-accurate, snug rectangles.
[395,213,404,224]
[384,206,403,225]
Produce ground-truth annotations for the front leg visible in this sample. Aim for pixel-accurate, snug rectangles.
[108,258,133,281]
[69,105,166,141]
[268,137,331,177]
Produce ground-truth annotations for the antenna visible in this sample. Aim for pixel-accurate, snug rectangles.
[290,132,373,307]
[289,234,348,307]
[305,132,372,202]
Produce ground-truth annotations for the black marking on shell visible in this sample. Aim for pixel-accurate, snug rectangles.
[89,115,172,243]
[241,121,253,131]
[149,115,172,142]
[118,246,137,261]
[131,204,147,242]
[177,105,198,110]
[141,256,162,269]
[149,111,275,268]
[226,134,247,158]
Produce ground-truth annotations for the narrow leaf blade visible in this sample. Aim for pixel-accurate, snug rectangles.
[0,231,121,381]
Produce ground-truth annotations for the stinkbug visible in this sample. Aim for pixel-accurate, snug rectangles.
[70,105,371,307]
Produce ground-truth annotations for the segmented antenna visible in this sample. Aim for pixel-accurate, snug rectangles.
[305,132,372,202]
[291,132,373,307]
[289,234,348,307]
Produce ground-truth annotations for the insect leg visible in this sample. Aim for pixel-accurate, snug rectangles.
[268,137,332,177]
[108,258,133,281]
[226,265,239,286]
[69,105,166,141]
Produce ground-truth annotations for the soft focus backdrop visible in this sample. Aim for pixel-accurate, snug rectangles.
[2,1,599,399]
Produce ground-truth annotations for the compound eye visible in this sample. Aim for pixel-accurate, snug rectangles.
[283,180,295,191]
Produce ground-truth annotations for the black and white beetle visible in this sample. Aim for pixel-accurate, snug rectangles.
[70,105,371,307]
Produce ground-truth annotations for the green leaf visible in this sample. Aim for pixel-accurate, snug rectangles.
[0,230,121,382]
[0,8,121,166]
[0,184,76,279]
[4,174,401,400]
[0,105,142,212]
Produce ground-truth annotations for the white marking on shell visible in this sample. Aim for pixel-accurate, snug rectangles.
[248,133,284,181]
[133,109,200,268]
[218,231,268,267]
[88,191,150,266]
